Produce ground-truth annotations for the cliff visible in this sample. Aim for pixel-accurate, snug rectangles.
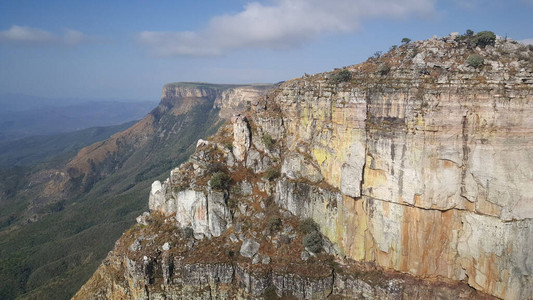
[76,34,532,299]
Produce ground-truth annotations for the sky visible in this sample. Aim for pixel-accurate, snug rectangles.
[0,0,532,101]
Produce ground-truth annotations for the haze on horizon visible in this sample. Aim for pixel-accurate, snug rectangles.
[1,0,532,102]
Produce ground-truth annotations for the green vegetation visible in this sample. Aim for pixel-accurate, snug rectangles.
[303,231,323,253]
[466,54,484,68]
[183,226,194,239]
[332,69,352,83]
[262,133,275,151]
[473,31,496,47]
[401,37,411,44]
[298,217,323,253]
[298,217,319,234]
[209,172,230,190]
[0,97,224,299]
[263,167,280,181]
[268,217,282,232]
[0,121,136,168]
[456,30,496,48]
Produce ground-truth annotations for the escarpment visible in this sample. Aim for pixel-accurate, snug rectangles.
[76,34,532,299]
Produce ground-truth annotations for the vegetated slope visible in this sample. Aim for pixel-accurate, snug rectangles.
[76,32,532,300]
[0,99,156,142]
[0,120,137,168]
[0,83,272,300]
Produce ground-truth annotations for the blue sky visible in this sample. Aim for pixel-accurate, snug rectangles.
[1,0,532,101]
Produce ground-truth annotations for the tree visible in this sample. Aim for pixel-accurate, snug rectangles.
[401,37,411,44]
[473,31,496,47]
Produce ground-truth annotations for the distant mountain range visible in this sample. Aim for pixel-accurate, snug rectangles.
[0,94,157,142]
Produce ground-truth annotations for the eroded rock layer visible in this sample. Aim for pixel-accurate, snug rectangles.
[77,35,532,299]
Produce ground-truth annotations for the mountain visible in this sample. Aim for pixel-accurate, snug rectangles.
[0,83,273,299]
[76,33,532,299]
[0,95,157,142]
[0,121,137,168]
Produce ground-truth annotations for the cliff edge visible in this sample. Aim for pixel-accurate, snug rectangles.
[76,33,532,299]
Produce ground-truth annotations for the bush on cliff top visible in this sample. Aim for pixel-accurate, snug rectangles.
[473,31,496,47]
[209,171,230,190]
[332,69,351,83]
[303,231,323,253]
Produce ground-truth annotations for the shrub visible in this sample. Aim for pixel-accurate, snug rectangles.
[268,217,282,232]
[466,54,484,68]
[264,167,280,181]
[378,63,391,76]
[224,143,233,151]
[298,218,319,234]
[209,171,230,190]
[332,69,351,83]
[183,227,194,239]
[473,31,496,47]
[303,231,323,253]
[279,235,291,244]
[401,37,411,44]
[262,134,275,151]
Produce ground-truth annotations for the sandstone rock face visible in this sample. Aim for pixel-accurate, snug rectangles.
[267,36,533,299]
[78,36,532,300]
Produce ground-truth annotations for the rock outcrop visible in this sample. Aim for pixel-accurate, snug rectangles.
[76,34,532,299]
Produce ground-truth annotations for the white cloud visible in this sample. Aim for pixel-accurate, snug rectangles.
[0,25,96,46]
[520,39,533,45]
[137,0,436,57]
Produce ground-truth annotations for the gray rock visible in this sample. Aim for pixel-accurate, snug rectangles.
[129,239,142,252]
[240,238,260,258]
[232,115,251,162]
[241,181,253,196]
[301,251,310,261]
[252,255,261,265]
[207,191,232,237]
[162,242,170,251]
[229,233,239,243]
[261,255,271,265]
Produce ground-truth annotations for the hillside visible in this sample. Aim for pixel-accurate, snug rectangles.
[0,98,156,142]
[0,83,272,299]
[0,121,137,168]
[76,33,532,299]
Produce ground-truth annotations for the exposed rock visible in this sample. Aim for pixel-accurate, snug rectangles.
[148,180,165,211]
[162,242,170,251]
[281,152,323,183]
[240,238,260,258]
[77,35,532,300]
[232,114,250,162]
[229,233,239,243]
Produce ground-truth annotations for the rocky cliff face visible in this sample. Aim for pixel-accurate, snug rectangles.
[77,34,532,299]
